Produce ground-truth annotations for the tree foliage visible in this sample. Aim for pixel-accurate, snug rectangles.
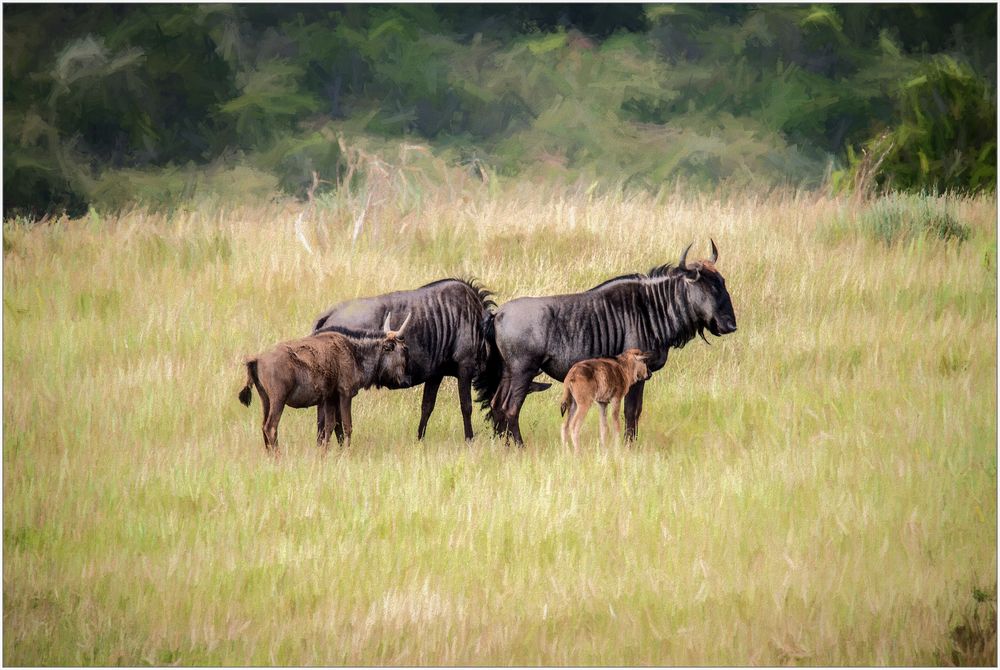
[3,4,995,216]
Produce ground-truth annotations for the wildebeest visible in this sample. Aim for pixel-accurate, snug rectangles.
[311,278,498,442]
[239,313,412,453]
[560,348,652,450]
[474,240,737,445]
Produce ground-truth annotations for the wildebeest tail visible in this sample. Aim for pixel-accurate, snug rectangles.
[239,359,258,406]
[559,384,572,416]
[472,311,503,420]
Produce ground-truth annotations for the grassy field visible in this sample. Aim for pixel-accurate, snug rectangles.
[3,181,996,665]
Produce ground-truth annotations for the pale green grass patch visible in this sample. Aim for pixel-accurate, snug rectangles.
[3,186,996,665]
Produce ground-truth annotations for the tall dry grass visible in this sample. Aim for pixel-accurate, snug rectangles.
[3,180,996,665]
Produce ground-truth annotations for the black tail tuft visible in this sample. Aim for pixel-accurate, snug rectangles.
[239,359,257,406]
[472,311,505,432]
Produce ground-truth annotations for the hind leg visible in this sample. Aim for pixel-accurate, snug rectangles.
[609,397,623,445]
[262,396,286,456]
[560,398,577,447]
[489,373,511,436]
[569,398,592,452]
[597,402,609,448]
[501,366,543,446]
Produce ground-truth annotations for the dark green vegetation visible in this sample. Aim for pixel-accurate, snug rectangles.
[4,3,996,216]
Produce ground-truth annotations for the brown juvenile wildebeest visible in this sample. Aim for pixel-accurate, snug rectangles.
[238,313,412,454]
[559,348,651,450]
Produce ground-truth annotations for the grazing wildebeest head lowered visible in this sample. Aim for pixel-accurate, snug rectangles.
[474,240,737,445]
[240,313,412,454]
[311,278,502,442]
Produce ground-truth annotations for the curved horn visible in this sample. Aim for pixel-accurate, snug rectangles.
[382,311,393,332]
[709,238,718,264]
[679,242,693,271]
[395,312,412,337]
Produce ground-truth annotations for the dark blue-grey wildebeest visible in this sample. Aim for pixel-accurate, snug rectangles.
[473,240,737,445]
[312,278,496,442]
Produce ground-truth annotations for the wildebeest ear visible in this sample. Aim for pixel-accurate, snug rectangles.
[684,264,702,283]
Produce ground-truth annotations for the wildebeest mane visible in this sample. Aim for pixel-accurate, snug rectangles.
[587,263,679,291]
[313,324,385,341]
[420,277,497,312]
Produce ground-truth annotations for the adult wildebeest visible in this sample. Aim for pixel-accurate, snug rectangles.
[239,313,412,453]
[311,278,496,442]
[474,240,737,445]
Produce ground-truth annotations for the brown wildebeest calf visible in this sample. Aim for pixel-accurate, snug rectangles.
[238,313,412,454]
[559,348,651,450]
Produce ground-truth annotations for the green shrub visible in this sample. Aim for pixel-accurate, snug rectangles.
[857,193,970,245]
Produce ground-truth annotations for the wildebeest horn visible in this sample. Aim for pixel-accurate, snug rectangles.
[709,238,718,264]
[679,242,693,270]
[382,311,393,332]
[395,312,412,337]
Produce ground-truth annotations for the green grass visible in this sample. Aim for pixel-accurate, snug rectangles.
[3,185,996,665]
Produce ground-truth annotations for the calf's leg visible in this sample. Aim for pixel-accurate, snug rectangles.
[262,395,286,455]
[560,398,576,447]
[597,402,609,447]
[570,397,592,452]
[338,394,354,449]
[321,394,340,452]
[609,397,623,445]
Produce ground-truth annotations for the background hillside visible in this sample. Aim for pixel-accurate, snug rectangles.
[4,3,996,217]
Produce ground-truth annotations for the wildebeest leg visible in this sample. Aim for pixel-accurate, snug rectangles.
[502,367,541,446]
[338,394,353,449]
[570,397,592,452]
[320,394,339,452]
[623,380,646,442]
[597,403,609,448]
[489,373,511,436]
[560,398,576,447]
[609,397,623,445]
[315,407,325,448]
[417,375,443,441]
[457,366,476,441]
[262,395,286,456]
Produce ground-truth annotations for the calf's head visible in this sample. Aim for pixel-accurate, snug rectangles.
[618,348,652,385]
[376,312,412,387]
[678,239,737,338]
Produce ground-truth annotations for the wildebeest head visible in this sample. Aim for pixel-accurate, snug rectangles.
[618,348,653,384]
[678,239,738,339]
[377,312,412,387]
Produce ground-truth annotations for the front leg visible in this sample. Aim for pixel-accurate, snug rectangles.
[321,393,340,452]
[623,379,645,442]
[417,375,443,441]
[457,366,476,441]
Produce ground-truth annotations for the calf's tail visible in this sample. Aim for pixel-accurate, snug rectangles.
[559,383,572,416]
[239,359,258,406]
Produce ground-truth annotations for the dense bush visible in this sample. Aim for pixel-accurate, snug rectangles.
[3,4,995,216]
